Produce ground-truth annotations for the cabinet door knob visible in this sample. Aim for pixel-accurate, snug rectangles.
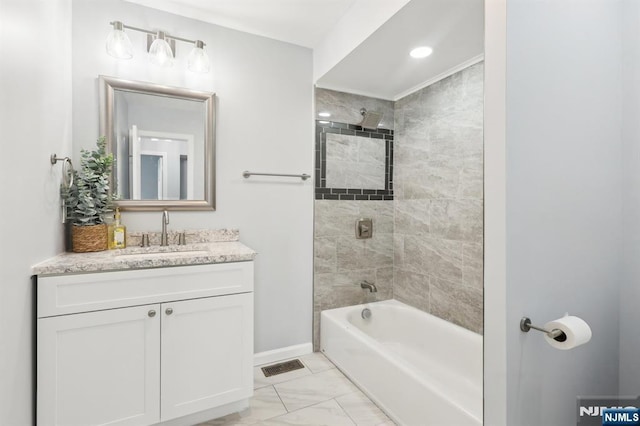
[165,308,173,315]
[148,310,156,318]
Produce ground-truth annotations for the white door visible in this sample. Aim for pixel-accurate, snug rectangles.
[130,124,140,199]
[160,293,253,421]
[37,305,161,426]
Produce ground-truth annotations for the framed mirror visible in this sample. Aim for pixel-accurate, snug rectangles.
[99,75,215,211]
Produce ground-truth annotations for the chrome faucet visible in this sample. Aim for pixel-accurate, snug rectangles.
[360,280,377,293]
[160,210,170,246]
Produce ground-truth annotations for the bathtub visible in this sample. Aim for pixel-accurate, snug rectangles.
[321,299,482,426]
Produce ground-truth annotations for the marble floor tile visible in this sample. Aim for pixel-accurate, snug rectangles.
[254,359,313,389]
[299,352,335,374]
[335,391,392,426]
[201,386,287,425]
[200,353,396,426]
[261,400,356,426]
[274,368,358,412]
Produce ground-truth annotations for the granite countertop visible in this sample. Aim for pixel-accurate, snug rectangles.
[32,229,257,276]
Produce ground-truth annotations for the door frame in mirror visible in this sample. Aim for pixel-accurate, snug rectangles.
[99,75,216,211]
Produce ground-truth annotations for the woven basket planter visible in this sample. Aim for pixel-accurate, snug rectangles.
[72,223,108,253]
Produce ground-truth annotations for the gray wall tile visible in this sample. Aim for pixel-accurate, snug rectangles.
[313,200,394,350]
[313,63,484,347]
[314,237,337,274]
[393,269,430,311]
[430,199,483,242]
[462,242,484,290]
[393,62,484,333]
[403,235,463,283]
[315,88,394,129]
[325,133,386,190]
[429,277,483,334]
[394,199,431,235]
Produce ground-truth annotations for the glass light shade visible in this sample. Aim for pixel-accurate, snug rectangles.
[105,26,133,59]
[149,33,174,68]
[187,41,210,73]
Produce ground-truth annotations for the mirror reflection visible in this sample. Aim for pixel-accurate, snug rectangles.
[100,76,216,211]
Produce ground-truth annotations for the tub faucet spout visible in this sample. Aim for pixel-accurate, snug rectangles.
[360,280,377,292]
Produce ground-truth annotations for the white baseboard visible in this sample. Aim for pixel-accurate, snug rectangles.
[254,343,313,366]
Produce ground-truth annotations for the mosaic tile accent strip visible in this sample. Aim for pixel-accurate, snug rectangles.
[315,120,394,201]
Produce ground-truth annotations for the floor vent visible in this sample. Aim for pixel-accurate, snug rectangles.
[261,359,305,377]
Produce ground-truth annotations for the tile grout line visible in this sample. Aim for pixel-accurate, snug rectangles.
[271,383,290,413]
[333,392,360,426]
[269,398,358,424]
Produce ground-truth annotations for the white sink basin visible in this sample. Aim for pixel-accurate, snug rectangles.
[114,250,210,261]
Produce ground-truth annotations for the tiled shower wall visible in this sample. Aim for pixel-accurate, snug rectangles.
[313,63,484,349]
[315,88,395,130]
[393,62,484,333]
[313,89,394,349]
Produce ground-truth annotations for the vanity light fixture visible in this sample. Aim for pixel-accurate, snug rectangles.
[409,46,433,58]
[148,31,174,68]
[187,40,211,73]
[106,21,211,73]
[105,21,133,59]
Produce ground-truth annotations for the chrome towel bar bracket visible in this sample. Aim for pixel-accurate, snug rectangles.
[242,171,310,181]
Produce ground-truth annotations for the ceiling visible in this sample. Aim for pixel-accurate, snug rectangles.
[124,0,357,48]
[317,0,484,100]
[125,0,484,101]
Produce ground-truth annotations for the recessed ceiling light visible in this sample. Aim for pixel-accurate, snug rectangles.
[410,46,433,59]
[318,120,330,124]
[318,112,331,117]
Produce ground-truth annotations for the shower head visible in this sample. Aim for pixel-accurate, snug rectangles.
[359,108,382,130]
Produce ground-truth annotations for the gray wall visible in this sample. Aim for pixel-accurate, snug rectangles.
[0,0,72,424]
[393,63,484,333]
[505,1,622,425]
[620,0,640,396]
[73,0,314,355]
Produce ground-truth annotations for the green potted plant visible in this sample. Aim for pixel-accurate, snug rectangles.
[61,136,115,252]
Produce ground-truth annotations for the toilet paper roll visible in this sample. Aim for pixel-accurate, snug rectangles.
[543,315,592,350]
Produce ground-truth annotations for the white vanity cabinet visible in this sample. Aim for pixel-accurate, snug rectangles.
[36,261,254,426]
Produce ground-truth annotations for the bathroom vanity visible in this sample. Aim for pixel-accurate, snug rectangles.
[32,229,256,426]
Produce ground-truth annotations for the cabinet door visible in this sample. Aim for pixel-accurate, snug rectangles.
[37,305,161,426]
[160,293,253,421]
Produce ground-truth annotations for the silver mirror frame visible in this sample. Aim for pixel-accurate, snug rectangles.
[99,75,216,211]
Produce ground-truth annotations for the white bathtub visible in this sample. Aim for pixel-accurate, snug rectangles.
[321,299,482,426]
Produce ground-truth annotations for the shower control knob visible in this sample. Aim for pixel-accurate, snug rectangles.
[148,310,156,318]
[165,308,173,315]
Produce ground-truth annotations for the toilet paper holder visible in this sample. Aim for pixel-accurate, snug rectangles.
[520,317,567,341]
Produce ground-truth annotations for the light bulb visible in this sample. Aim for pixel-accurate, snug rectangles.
[409,46,433,58]
[106,21,133,59]
[149,31,174,68]
[187,40,210,73]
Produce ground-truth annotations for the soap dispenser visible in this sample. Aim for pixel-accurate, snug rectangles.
[111,208,126,249]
